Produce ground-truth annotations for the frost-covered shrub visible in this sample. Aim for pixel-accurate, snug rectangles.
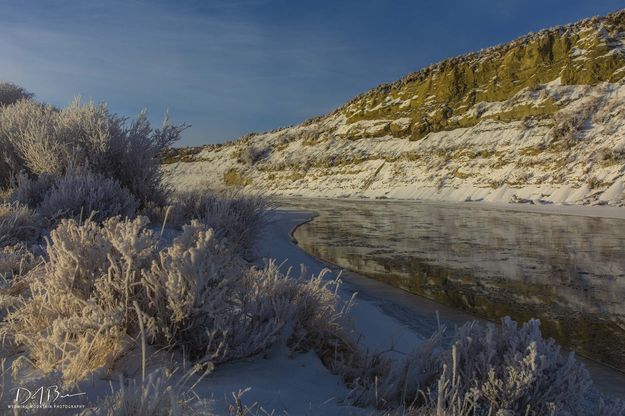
[241,260,354,360]
[0,216,348,384]
[10,171,57,208]
[37,169,139,223]
[172,190,270,255]
[437,318,591,415]
[105,110,185,205]
[0,97,185,205]
[88,367,207,416]
[0,202,42,247]
[405,356,624,416]
[0,243,41,322]
[12,169,139,224]
[0,82,33,107]
[345,328,443,409]
[0,99,64,179]
[348,318,596,415]
[2,217,165,383]
[135,220,245,359]
[0,243,40,281]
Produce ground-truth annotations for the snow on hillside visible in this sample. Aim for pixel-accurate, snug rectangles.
[166,81,625,206]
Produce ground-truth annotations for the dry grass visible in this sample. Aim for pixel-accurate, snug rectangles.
[223,168,251,187]
[88,366,211,416]
[0,243,41,281]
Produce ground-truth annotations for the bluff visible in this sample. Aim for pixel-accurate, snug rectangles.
[166,9,625,206]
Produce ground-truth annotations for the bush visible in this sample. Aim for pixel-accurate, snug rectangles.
[0,216,349,384]
[0,202,42,247]
[0,99,63,180]
[438,318,591,415]
[172,190,270,255]
[0,82,33,107]
[36,169,139,223]
[0,97,185,205]
[223,168,251,187]
[0,243,40,281]
[347,318,595,415]
[89,367,207,416]
[10,171,57,208]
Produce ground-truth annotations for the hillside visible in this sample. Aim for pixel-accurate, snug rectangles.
[166,9,625,206]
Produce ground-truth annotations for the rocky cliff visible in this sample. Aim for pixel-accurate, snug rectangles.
[166,9,625,206]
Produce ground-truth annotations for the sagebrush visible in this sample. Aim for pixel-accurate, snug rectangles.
[0,202,42,247]
[0,215,350,385]
[34,168,139,223]
[345,318,614,415]
[0,82,32,107]
[170,189,271,255]
[0,97,185,206]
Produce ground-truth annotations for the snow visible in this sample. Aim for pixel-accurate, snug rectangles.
[600,179,625,203]
[165,81,625,210]
[197,348,358,415]
[570,47,588,60]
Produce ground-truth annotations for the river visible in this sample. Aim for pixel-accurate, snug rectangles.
[278,198,625,381]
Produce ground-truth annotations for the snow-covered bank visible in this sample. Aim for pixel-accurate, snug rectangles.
[279,196,625,219]
[189,210,432,415]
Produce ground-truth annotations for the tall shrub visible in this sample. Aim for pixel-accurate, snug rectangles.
[0,97,185,205]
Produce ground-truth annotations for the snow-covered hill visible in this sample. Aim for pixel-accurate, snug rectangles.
[166,9,625,206]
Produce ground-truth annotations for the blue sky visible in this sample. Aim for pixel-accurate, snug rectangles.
[0,0,623,146]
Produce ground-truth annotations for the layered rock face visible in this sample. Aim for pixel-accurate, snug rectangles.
[166,9,625,206]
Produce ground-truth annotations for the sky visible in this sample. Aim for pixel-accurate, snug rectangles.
[0,0,623,146]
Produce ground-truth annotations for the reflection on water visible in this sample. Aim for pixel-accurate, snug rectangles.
[287,198,625,371]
